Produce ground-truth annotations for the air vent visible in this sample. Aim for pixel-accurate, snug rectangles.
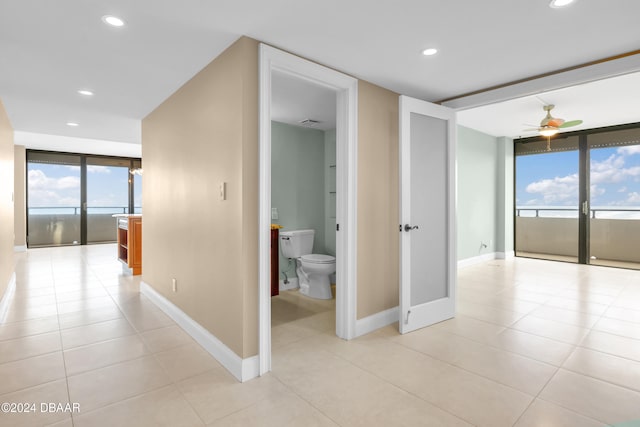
[299,118,322,127]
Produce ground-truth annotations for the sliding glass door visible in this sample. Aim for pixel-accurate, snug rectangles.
[86,157,132,244]
[27,152,82,246]
[515,136,580,263]
[27,151,141,248]
[587,129,640,269]
[515,126,640,269]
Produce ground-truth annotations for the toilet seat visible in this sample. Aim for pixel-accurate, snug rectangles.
[301,254,335,264]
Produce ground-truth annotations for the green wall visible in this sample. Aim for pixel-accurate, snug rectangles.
[324,129,336,256]
[457,125,499,261]
[497,136,514,255]
[271,121,336,279]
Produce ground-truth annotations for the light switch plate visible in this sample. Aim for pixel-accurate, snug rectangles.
[271,207,278,220]
[219,182,226,200]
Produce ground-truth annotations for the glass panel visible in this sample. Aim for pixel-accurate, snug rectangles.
[515,136,579,262]
[27,153,81,247]
[410,112,448,306]
[133,173,142,214]
[588,142,640,269]
[86,158,130,243]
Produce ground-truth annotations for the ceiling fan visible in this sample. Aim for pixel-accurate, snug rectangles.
[524,104,583,150]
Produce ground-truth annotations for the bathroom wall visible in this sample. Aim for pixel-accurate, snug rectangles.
[271,121,327,279]
[324,129,336,257]
[0,98,15,301]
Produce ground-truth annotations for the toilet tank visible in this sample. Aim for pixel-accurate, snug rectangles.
[280,229,315,258]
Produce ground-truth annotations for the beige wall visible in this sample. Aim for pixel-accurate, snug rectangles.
[13,145,26,248]
[0,98,14,297]
[356,81,399,319]
[142,37,259,358]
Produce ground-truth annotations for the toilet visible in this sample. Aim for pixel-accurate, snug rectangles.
[279,229,336,300]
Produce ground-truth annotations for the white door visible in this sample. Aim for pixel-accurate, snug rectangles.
[399,95,457,334]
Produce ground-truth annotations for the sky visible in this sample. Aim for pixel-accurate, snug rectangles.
[516,145,640,218]
[27,163,142,214]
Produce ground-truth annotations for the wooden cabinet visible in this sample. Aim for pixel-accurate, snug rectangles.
[117,216,142,275]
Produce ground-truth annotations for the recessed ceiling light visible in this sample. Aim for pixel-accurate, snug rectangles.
[66,122,79,127]
[549,0,576,8]
[422,48,438,56]
[78,90,94,96]
[102,15,125,27]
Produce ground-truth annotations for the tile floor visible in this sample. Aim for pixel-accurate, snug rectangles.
[1,245,640,426]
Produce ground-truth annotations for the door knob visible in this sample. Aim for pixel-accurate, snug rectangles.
[404,224,419,232]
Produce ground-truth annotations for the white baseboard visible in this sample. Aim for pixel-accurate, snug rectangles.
[0,273,16,324]
[355,306,398,338]
[496,250,515,259]
[279,278,298,291]
[140,281,259,382]
[14,245,26,253]
[457,252,499,268]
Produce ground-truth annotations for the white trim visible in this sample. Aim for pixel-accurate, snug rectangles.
[442,54,640,110]
[399,96,457,334]
[14,245,26,252]
[457,252,500,268]
[354,306,398,337]
[140,281,258,382]
[0,273,16,324]
[259,44,358,376]
[496,251,515,260]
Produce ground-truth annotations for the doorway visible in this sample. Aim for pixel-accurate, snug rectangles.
[258,44,358,375]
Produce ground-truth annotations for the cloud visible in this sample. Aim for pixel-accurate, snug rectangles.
[28,169,80,190]
[628,192,640,204]
[28,169,81,207]
[87,165,112,174]
[525,173,578,204]
[618,146,640,156]
[521,147,640,207]
[590,154,640,185]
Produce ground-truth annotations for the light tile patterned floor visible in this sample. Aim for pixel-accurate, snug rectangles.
[1,245,640,426]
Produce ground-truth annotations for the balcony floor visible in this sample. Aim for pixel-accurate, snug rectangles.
[517,251,640,270]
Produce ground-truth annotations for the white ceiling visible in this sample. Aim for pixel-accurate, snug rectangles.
[1,0,640,148]
[458,71,640,138]
[272,71,337,131]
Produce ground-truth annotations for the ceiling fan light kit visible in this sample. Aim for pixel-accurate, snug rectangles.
[549,0,577,9]
[539,127,559,137]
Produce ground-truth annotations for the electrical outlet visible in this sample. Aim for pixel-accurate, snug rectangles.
[172,278,177,293]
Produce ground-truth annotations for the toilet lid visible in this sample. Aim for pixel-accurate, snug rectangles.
[301,254,335,264]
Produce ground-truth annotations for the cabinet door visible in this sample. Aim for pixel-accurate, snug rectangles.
[129,218,142,272]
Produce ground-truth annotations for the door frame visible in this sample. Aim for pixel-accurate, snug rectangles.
[258,44,358,375]
[399,95,457,334]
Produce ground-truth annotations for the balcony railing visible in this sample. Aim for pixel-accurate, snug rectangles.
[516,207,640,219]
[515,207,640,265]
[27,206,141,247]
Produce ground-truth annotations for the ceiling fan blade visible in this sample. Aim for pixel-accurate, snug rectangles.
[559,119,583,128]
[547,118,565,127]
[522,128,539,132]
